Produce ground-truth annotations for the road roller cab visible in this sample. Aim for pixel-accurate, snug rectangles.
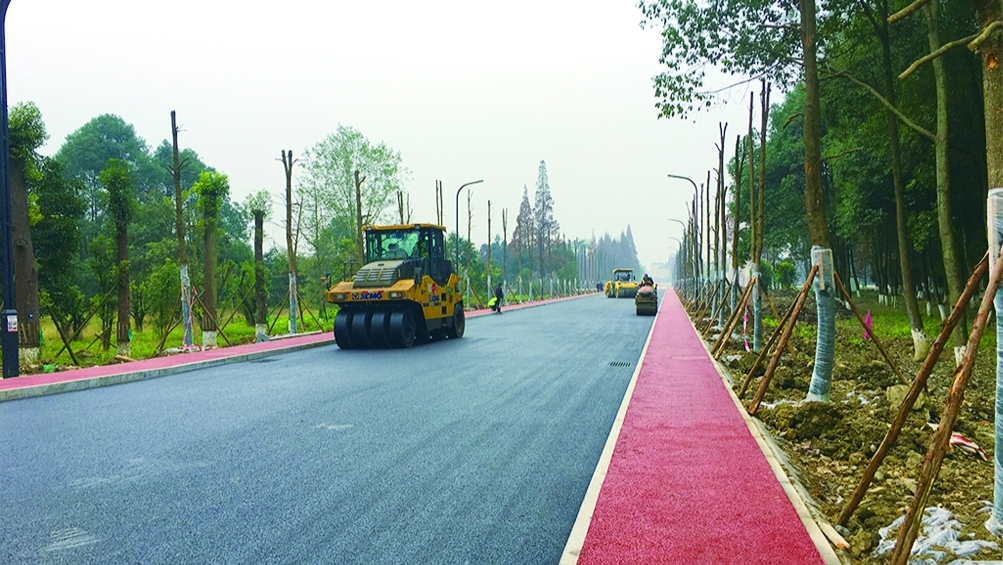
[326,224,465,349]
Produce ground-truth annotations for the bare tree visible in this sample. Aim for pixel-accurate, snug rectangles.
[281,150,298,334]
[170,111,195,349]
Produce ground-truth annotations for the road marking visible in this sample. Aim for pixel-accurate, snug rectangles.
[314,423,354,431]
[43,527,98,552]
[559,308,659,564]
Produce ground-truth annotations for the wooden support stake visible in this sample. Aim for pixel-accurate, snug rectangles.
[193,293,233,347]
[833,271,906,385]
[712,278,755,358]
[738,271,816,398]
[836,252,989,527]
[702,279,731,333]
[297,291,326,331]
[694,280,721,325]
[219,287,255,333]
[747,265,818,415]
[889,251,1003,565]
[52,282,119,360]
[47,307,80,367]
[267,288,292,335]
[712,278,756,358]
[154,293,183,354]
[760,282,798,359]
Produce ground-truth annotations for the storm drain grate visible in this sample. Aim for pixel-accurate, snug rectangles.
[250,358,280,364]
[608,361,632,368]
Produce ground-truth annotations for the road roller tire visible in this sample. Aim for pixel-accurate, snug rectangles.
[446,305,465,339]
[370,312,393,348]
[334,310,355,349]
[351,311,374,349]
[389,309,417,348]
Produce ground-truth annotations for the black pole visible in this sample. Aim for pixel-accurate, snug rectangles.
[0,0,17,378]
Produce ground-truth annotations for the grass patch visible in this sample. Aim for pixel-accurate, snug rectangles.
[29,310,333,371]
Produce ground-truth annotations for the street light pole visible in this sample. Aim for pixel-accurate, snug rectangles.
[0,0,18,378]
[667,237,683,285]
[453,178,483,276]
[668,174,702,303]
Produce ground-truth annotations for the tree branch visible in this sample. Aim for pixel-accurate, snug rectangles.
[826,69,936,142]
[783,112,804,129]
[822,147,862,161]
[969,20,1003,51]
[899,31,981,80]
[888,0,930,24]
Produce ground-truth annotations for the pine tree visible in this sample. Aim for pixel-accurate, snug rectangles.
[533,160,558,278]
[513,185,535,283]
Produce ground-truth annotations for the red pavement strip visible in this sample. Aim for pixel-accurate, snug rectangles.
[0,293,595,402]
[561,289,841,565]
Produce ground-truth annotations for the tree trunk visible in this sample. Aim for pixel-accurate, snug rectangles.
[354,169,364,266]
[754,83,771,351]
[975,0,1003,192]
[800,0,836,403]
[283,150,298,335]
[171,111,194,349]
[800,0,829,250]
[502,209,508,291]
[115,232,130,357]
[925,1,968,359]
[254,211,268,342]
[483,202,487,291]
[732,134,743,316]
[10,159,40,365]
[203,204,218,348]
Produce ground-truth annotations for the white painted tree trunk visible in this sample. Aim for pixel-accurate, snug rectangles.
[202,330,217,349]
[180,264,194,348]
[288,272,298,335]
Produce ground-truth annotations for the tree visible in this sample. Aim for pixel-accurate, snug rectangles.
[534,160,558,279]
[166,112,197,349]
[9,101,47,365]
[32,157,85,351]
[281,150,299,335]
[512,185,535,287]
[54,114,162,230]
[193,171,230,348]
[100,159,135,357]
[245,190,272,342]
[299,125,409,254]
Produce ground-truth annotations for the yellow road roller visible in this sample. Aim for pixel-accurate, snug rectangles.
[605,268,639,298]
[325,223,464,349]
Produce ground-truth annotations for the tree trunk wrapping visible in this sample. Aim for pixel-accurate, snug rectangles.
[988,188,1003,533]
[806,246,836,402]
[180,264,194,348]
[288,273,298,334]
[752,265,763,351]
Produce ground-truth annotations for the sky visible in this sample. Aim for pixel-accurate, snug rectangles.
[7,0,759,273]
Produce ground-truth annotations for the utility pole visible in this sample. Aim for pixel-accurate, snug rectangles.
[0,1,17,377]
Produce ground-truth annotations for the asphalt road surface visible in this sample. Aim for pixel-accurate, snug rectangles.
[1,294,654,564]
